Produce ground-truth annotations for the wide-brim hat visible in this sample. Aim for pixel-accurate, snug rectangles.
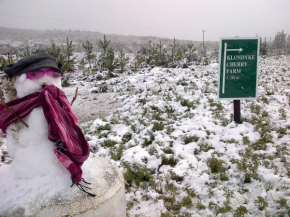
[4,51,62,77]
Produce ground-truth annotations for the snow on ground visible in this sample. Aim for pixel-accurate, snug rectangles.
[1,55,290,216]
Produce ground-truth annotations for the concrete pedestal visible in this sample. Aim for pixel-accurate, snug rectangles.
[0,155,126,217]
[38,156,126,217]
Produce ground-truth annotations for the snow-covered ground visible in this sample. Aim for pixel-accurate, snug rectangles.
[1,55,290,216]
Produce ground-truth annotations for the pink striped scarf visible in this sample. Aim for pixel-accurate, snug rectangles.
[0,85,90,183]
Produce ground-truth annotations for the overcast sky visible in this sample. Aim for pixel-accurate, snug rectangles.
[0,0,289,41]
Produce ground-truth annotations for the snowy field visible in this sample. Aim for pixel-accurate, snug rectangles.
[1,55,290,216]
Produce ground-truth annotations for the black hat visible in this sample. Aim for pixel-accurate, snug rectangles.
[4,51,62,77]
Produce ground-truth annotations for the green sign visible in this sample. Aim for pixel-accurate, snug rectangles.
[218,38,259,99]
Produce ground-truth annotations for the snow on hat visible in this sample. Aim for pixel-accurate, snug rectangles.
[4,51,62,77]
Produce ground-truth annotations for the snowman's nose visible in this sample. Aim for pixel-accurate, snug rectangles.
[42,83,48,89]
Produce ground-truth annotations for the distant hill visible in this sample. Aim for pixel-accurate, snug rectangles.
[0,27,218,54]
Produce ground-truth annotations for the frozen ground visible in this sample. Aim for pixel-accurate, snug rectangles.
[1,55,290,216]
[63,86,121,123]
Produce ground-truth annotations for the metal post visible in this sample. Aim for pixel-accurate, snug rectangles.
[233,100,242,124]
[269,37,271,56]
[202,30,206,53]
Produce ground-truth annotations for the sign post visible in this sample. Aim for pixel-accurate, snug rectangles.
[233,100,241,123]
[218,38,259,123]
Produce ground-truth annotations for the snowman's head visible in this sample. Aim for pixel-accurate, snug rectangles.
[15,68,62,98]
[3,51,62,98]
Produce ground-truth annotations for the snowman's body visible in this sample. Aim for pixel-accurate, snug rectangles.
[6,72,62,161]
[0,72,125,217]
[1,73,80,215]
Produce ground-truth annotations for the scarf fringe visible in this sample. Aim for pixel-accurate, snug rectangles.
[71,178,96,197]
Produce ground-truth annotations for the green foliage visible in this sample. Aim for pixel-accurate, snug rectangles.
[243,136,251,145]
[273,30,287,50]
[148,146,158,156]
[161,155,179,167]
[279,108,287,119]
[130,38,197,68]
[276,197,290,214]
[225,138,239,144]
[209,98,223,112]
[142,131,155,147]
[254,196,268,211]
[184,186,198,198]
[186,42,196,63]
[132,53,145,71]
[145,40,158,65]
[277,127,287,138]
[1,150,8,162]
[97,124,111,131]
[22,40,32,57]
[275,143,289,160]
[160,212,174,217]
[101,139,117,148]
[251,137,268,150]
[260,37,269,56]
[209,200,232,215]
[152,112,164,121]
[90,123,111,137]
[163,147,174,154]
[61,37,75,72]
[180,99,195,110]
[220,173,229,181]
[152,121,164,132]
[98,35,116,72]
[122,162,152,189]
[49,42,69,76]
[162,195,181,211]
[177,78,188,86]
[260,95,269,104]
[166,126,174,134]
[169,38,179,62]
[183,135,199,144]
[196,201,206,210]
[250,103,262,115]
[122,132,132,144]
[232,148,259,183]
[7,53,16,65]
[82,40,96,73]
[287,35,290,54]
[47,40,62,64]
[207,156,226,173]
[62,74,71,87]
[0,56,7,70]
[180,196,192,208]
[233,206,248,217]
[197,142,214,154]
[109,144,125,161]
[117,49,129,73]
[156,41,167,66]
[169,170,184,182]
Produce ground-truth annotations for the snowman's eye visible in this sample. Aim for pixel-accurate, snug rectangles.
[45,69,61,78]
[27,70,44,80]
[53,71,61,78]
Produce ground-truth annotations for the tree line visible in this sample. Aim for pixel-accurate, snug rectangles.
[0,36,202,74]
[260,30,290,55]
[1,30,289,73]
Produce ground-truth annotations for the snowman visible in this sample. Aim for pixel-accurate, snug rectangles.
[0,51,125,217]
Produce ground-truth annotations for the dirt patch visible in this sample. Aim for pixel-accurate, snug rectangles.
[63,87,122,123]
